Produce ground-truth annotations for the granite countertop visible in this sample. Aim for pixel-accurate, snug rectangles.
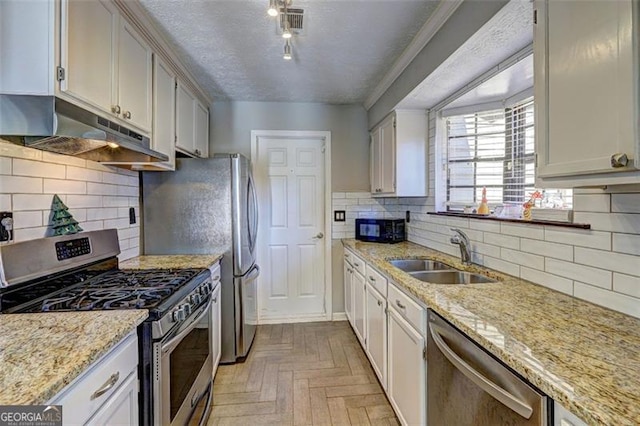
[0,310,147,405]
[343,239,640,426]
[119,254,223,270]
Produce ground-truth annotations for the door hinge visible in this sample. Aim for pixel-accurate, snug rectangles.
[56,66,65,82]
[533,9,537,25]
[393,119,396,129]
[175,135,178,143]
[175,82,178,89]
[535,153,538,168]
[423,347,427,360]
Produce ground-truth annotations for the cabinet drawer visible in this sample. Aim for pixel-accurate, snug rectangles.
[365,264,387,297]
[351,253,366,276]
[51,332,138,425]
[388,282,426,334]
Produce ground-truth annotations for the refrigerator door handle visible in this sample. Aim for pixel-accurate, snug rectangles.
[248,171,259,254]
[245,264,260,281]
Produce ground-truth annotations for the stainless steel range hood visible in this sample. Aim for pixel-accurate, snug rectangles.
[0,95,168,164]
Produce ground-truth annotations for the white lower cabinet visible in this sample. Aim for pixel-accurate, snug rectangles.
[342,248,427,426]
[211,277,222,377]
[365,282,387,390]
[49,331,138,426]
[387,305,426,426]
[554,402,587,426]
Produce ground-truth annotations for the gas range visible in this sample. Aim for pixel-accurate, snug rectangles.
[0,229,216,425]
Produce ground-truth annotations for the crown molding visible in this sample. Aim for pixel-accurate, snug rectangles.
[363,0,463,111]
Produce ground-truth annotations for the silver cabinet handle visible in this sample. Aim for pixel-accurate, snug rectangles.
[429,323,534,419]
[111,105,121,114]
[395,300,406,309]
[354,262,360,267]
[377,300,382,306]
[91,372,120,400]
[123,111,131,119]
[611,153,629,168]
[369,276,376,282]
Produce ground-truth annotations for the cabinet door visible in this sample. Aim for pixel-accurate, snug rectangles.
[343,260,353,324]
[554,402,587,426]
[370,130,382,194]
[379,115,396,194]
[535,0,637,178]
[152,57,176,169]
[118,19,152,132]
[388,307,426,426]
[87,372,138,426]
[352,270,366,345]
[60,0,117,113]
[365,284,387,390]
[176,81,196,154]
[194,100,209,158]
[212,281,222,376]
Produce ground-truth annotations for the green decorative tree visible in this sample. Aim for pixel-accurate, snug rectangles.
[50,195,83,236]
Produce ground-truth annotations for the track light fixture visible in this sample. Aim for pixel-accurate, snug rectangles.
[267,0,278,17]
[267,0,302,60]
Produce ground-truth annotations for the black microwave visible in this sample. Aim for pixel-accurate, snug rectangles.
[355,218,406,243]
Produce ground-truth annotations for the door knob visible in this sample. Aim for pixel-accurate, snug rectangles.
[123,111,131,119]
[313,232,324,239]
[611,153,629,168]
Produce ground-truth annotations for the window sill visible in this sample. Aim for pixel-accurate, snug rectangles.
[428,212,591,229]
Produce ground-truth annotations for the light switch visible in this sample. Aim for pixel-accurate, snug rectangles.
[334,210,346,222]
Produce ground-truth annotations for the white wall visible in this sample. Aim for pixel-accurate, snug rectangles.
[332,112,640,319]
[211,101,370,191]
[0,141,140,260]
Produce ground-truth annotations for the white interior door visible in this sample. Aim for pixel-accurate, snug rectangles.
[253,132,328,322]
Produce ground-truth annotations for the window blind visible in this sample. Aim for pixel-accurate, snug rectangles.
[446,98,572,211]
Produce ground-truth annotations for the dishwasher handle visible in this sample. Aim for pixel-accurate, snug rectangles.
[429,323,534,420]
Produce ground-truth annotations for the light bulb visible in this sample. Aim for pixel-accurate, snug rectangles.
[107,142,119,149]
[283,41,292,60]
[267,0,278,17]
[282,20,292,39]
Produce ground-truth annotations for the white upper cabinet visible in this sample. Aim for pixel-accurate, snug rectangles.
[150,56,177,170]
[117,19,153,132]
[370,110,428,197]
[60,0,117,114]
[59,0,152,134]
[534,0,640,186]
[176,81,209,158]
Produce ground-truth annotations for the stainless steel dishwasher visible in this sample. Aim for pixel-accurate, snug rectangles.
[427,312,550,425]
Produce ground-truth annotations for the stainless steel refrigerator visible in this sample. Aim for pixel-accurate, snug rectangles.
[142,153,259,363]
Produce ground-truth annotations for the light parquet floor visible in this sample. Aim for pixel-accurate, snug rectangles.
[208,321,399,426]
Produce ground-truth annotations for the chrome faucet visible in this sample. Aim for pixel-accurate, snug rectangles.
[450,228,472,265]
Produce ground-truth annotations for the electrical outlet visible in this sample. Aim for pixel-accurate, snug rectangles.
[129,207,136,225]
[0,212,14,242]
[334,210,346,222]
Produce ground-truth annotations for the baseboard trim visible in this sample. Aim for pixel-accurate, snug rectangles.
[332,312,347,321]
[258,314,331,324]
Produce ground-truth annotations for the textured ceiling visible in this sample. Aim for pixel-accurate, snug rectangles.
[397,0,533,110]
[138,0,440,104]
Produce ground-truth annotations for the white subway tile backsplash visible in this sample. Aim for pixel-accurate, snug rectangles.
[501,248,544,271]
[483,256,520,277]
[573,193,610,213]
[484,233,520,250]
[521,267,573,295]
[469,219,501,233]
[66,166,102,182]
[521,239,573,262]
[43,179,86,194]
[613,273,640,299]
[573,212,640,234]
[1,142,140,259]
[0,176,42,194]
[545,258,611,289]
[332,192,346,199]
[500,223,544,240]
[346,192,371,199]
[611,194,640,214]
[575,247,640,278]
[574,281,640,318]
[471,241,501,258]
[13,159,65,179]
[13,211,44,229]
[544,227,611,250]
[612,233,640,256]
[0,157,12,175]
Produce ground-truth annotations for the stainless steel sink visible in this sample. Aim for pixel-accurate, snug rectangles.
[409,271,497,285]
[389,259,453,272]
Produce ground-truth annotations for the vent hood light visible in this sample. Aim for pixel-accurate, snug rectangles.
[107,142,119,149]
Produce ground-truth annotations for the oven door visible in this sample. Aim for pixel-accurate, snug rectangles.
[154,297,214,426]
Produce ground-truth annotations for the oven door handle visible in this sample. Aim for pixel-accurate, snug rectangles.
[161,297,212,355]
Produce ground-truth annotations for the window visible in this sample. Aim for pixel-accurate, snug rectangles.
[445,98,572,213]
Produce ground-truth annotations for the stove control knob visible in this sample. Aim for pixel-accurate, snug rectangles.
[198,286,207,296]
[172,307,186,322]
[190,294,201,305]
[183,303,192,316]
